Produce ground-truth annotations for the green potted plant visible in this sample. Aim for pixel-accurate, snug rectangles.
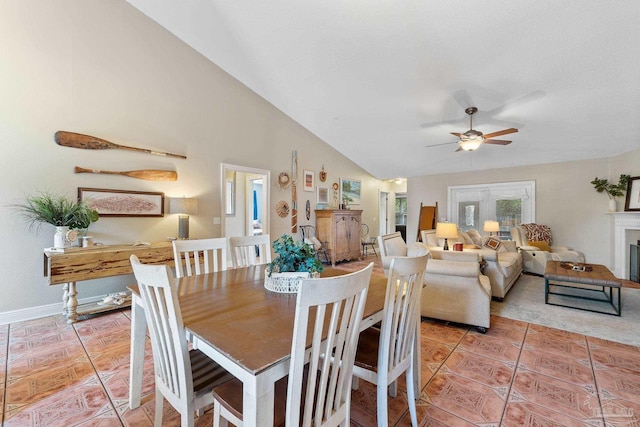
[13,191,99,248]
[265,234,324,293]
[591,174,630,212]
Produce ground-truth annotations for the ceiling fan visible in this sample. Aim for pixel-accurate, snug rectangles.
[427,107,518,152]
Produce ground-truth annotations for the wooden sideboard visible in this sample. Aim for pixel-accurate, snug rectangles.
[44,242,175,322]
[315,209,362,266]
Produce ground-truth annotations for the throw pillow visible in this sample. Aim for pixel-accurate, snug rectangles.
[483,237,502,251]
[467,229,483,246]
[520,223,553,245]
[457,230,475,245]
[528,240,551,251]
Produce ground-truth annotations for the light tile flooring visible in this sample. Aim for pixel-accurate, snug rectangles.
[2,260,640,426]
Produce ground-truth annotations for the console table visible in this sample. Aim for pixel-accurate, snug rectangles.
[44,242,175,323]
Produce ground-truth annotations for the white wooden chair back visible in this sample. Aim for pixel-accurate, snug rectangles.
[287,262,373,426]
[172,237,227,278]
[130,255,193,420]
[229,234,271,268]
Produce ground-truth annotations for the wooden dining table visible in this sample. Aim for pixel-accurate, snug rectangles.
[127,264,419,427]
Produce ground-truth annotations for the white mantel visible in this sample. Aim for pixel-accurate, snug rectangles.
[609,212,640,279]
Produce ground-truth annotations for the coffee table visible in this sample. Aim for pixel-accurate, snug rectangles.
[544,260,621,316]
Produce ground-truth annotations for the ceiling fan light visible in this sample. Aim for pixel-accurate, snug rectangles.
[459,136,483,151]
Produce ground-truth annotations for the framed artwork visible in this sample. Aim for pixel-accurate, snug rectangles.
[303,170,314,192]
[625,176,640,211]
[316,186,329,205]
[340,178,361,205]
[78,187,164,217]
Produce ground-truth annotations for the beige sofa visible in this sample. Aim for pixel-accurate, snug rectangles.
[423,257,491,332]
[511,224,585,276]
[421,229,522,301]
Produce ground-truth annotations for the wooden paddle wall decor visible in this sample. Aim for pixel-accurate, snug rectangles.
[74,166,177,181]
[291,150,298,233]
[55,131,187,159]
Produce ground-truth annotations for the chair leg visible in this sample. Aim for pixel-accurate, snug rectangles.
[389,380,397,398]
[406,364,419,427]
[213,400,229,427]
[182,410,194,427]
[376,382,389,427]
[153,389,163,427]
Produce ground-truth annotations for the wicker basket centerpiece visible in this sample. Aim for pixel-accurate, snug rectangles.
[265,234,324,294]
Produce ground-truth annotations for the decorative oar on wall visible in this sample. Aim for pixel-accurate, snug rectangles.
[55,131,187,159]
[74,166,177,181]
[291,150,297,233]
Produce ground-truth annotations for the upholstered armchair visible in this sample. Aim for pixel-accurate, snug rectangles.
[421,229,522,300]
[422,258,491,332]
[377,232,429,275]
[511,224,585,276]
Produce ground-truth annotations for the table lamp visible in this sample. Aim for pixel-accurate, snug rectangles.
[483,220,500,236]
[435,222,458,251]
[169,197,198,239]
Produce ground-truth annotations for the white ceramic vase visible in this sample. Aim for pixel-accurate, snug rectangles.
[608,198,617,212]
[54,226,70,248]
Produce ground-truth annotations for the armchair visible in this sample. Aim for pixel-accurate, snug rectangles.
[511,224,585,276]
[422,258,491,332]
[377,232,428,276]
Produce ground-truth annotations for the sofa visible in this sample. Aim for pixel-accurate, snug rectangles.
[511,224,585,276]
[421,229,522,301]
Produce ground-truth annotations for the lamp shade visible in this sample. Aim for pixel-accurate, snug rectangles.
[483,220,500,233]
[435,222,458,239]
[169,197,198,215]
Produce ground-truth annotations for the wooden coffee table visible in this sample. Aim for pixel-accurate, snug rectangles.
[544,260,621,316]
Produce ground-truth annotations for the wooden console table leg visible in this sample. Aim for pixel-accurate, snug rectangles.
[62,283,69,316]
[66,281,78,324]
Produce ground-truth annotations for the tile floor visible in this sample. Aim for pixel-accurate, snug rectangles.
[1,265,640,426]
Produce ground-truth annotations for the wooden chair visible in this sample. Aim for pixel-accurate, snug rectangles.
[212,262,374,427]
[172,237,228,278]
[352,254,428,427]
[360,223,378,258]
[129,255,233,427]
[229,234,272,268]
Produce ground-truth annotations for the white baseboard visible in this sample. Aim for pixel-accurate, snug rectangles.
[0,295,104,325]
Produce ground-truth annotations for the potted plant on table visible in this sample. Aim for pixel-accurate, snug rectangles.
[13,191,99,248]
[265,234,324,293]
[591,174,630,212]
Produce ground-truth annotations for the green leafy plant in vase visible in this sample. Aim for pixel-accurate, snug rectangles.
[13,191,99,248]
[591,174,630,212]
[265,234,324,293]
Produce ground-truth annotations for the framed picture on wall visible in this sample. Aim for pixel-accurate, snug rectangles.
[625,176,640,211]
[340,178,361,205]
[78,188,164,217]
[303,170,314,192]
[316,186,329,205]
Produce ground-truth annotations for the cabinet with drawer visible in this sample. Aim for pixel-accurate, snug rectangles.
[315,209,362,266]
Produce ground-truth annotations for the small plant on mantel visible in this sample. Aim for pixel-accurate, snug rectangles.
[267,234,324,277]
[591,174,630,199]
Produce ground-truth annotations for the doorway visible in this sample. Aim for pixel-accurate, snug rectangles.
[221,163,270,239]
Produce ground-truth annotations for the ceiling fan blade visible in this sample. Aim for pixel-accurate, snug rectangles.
[483,139,512,145]
[483,128,518,139]
[450,132,462,137]
[425,141,458,148]
[455,146,464,152]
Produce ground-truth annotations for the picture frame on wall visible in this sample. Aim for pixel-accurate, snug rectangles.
[625,176,640,211]
[316,186,329,205]
[78,187,164,217]
[303,170,314,192]
[340,178,361,205]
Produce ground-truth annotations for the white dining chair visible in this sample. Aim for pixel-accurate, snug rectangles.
[129,255,233,427]
[172,237,228,278]
[211,262,374,427]
[352,254,428,427]
[229,234,272,268]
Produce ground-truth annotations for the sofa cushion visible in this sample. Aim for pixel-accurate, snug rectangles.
[528,240,551,251]
[385,237,408,256]
[467,229,483,246]
[458,230,475,245]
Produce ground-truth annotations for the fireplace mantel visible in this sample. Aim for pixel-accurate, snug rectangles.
[609,212,640,278]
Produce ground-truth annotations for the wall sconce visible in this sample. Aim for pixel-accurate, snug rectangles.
[435,222,458,251]
[483,220,500,236]
[169,197,198,239]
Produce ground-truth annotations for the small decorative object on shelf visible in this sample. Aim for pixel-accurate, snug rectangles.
[560,262,593,272]
[264,234,323,293]
[591,174,630,212]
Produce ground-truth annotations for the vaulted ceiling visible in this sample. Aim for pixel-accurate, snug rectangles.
[127,0,640,179]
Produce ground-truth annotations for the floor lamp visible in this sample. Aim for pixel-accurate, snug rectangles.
[169,197,198,239]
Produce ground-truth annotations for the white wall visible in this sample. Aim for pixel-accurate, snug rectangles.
[0,0,380,316]
[407,148,640,269]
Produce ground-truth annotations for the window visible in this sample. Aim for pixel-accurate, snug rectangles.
[447,181,535,240]
[395,193,407,225]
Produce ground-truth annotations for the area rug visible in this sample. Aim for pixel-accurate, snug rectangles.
[492,273,640,347]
